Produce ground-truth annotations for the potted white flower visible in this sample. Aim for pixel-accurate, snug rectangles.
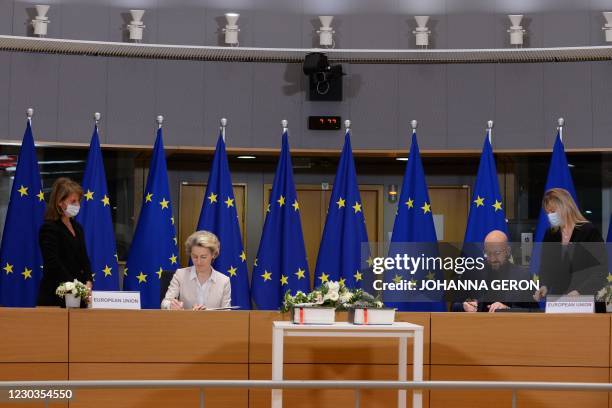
[282,281,353,324]
[596,285,612,312]
[55,279,88,308]
[345,289,396,325]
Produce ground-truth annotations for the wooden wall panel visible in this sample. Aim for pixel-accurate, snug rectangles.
[249,363,430,408]
[431,313,610,367]
[0,308,67,362]
[430,365,609,408]
[69,363,248,408]
[69,310,249,363]
[249,311,430,364]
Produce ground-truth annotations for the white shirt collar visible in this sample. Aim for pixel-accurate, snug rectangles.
[189,265,218,283]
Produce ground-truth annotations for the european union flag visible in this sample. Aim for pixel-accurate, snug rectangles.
[464,133,508,244]
[252,131,310,309]
[196,134,251,310]
[606,218,612,279]
[314,131,370,288]
[0,119,45,306]
[124,127,178,309]
[529,132,577,295]
[533,132,576,242]
[386,131,446,311]
[76,125,119,290]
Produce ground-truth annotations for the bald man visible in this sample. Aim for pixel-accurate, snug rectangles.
[458,230,536,313]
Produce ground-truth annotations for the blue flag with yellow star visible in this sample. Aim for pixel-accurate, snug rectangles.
[196,134,251,310]
[252,131,310,309]
[386,131,446,311]
[76,125,119,290]
[314,131,370,288]
[0,119,45,306]
[124,128,178,309]
[529,132,577,298]
[607,218,612,280]
[533,132,577,243]
[464,133,508,244]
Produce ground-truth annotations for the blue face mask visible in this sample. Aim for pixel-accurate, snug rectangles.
[547,212,562,227]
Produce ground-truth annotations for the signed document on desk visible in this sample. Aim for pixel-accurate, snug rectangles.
[199,306,241,311]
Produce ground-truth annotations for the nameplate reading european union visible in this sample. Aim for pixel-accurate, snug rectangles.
[545,295,595,314]
[91,291,141,310]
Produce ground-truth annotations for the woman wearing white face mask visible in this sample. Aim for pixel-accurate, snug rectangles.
[37,177,92,307]
[534,188,606,302]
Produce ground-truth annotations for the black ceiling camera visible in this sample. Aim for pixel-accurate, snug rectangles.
[303,52,343,101]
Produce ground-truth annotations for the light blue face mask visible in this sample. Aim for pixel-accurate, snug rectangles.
[547,211,562,227]
[64,204,80,218]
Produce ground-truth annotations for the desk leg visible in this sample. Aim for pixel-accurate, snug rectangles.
[412,330,423,408]
[398,337,407,408]
[272,327,284,408]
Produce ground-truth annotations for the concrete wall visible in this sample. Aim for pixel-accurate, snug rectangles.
[1,0,612,150]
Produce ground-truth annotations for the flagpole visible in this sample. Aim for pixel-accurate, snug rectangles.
[94,112,100,129]
[411,119,418,135]
[487,120,494,144]
[281,119,288,134]
[220,118,227,143]
[156,115,163,130]
[26,107,33,125]
[344,119,351,135]
[557,117,564,143]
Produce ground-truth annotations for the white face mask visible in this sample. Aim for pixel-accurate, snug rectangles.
[64,204,80,218]
[547,211,563,227]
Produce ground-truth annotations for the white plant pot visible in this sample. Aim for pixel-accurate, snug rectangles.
[606,303,612,313]
[65,293,81,308]
[291,306,335,324]
[348,308,395,325]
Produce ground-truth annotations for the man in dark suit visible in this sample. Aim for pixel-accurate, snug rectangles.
[454,230,537,312]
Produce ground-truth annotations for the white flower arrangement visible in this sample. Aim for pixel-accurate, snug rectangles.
[596,284,612,305]
[55,279,88,299]
[281,280,383,312]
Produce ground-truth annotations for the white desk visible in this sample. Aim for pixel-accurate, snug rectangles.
[271,321,424,408]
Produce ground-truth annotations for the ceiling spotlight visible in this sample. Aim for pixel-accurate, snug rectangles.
[603,12,612,42]
[508,15,526,47]
[127,10,145,42]
[413,16,431,48]
[396,157,409,162]
[32,5,50,37]
[317,16,335,48]
[223,13,240,46]
[237,155,256,160]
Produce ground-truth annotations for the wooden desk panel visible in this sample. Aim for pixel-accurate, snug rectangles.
[69,363,248,408]
[69,310,249,363]
[430,365,609,408]
[0,364,68,408]
[249,363,430,408]
[0,363,68,380]
[0,308,67,362]
[431,313,610,367]
[249,311,430,364]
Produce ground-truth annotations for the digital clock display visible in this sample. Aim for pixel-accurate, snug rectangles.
[308,116,341,130]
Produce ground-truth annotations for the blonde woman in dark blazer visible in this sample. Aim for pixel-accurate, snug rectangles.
[161,231,231,310]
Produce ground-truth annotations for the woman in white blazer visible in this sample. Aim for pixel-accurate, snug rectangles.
[161,230,231,310]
